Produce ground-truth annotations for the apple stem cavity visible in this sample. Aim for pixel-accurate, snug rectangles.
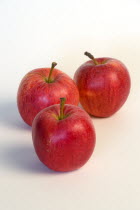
[59,98,66,120]
[48,62,57,83]
[84,51,98,65]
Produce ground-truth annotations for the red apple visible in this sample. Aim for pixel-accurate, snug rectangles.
[32,98,96,172]
[17,62,79,126]
[74,52,131,117]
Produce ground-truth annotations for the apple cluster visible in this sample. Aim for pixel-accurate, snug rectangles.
[17,52,131,172]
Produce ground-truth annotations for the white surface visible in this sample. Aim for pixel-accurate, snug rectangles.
[0,0,140,209]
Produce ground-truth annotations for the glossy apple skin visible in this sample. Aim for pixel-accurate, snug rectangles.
[74,58,131,117]
[32,104,96,172]
[17,68,79,126]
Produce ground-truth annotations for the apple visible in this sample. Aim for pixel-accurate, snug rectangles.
[17,62,79,126]
[74,52,131,117]
[32,98,96,172]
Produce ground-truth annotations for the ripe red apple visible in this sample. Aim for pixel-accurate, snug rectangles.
[74,52,131,117]
[17,62,79,126]
[32,98,96,172]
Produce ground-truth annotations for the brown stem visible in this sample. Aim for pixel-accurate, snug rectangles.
[84,51,98,65]
[59,98,66,120]
[48,62,57,83]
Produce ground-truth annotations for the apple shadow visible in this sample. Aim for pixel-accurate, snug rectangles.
[0,100,30,130]
[1,143,79,175]
[1,144,59,175]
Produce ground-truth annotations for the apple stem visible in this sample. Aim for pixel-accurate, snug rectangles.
[48,62,57,83]
[59,98,66,120]
[84,51,98,65]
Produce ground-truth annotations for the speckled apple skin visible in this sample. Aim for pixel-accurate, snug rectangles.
[17,68,79,126]
[74,58,131,117]
[32,104,96,172]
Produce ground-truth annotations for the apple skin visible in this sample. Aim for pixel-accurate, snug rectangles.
[74,57,131,117]
[17,68,79,126]
[32,104,96,172]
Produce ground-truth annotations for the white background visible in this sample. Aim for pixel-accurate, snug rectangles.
[0,0,140,209]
